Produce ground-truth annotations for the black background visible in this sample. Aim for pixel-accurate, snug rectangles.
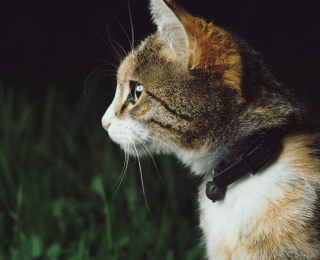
[0,0,319,110]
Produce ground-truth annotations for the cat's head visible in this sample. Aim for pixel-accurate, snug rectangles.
[101,0,304,162]
[102,0,245,158]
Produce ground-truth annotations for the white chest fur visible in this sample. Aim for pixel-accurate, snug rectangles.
[198,161,292,259]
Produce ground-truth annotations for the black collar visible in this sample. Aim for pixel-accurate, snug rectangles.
[206,127,290,202]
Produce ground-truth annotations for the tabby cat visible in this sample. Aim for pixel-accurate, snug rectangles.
[102,0,320,259]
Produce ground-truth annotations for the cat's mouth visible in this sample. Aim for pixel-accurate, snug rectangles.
[106,119,176,157]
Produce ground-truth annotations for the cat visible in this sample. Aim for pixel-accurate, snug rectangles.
[102,0,320,259]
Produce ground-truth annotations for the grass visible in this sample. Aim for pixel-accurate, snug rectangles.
[0,80,204,260]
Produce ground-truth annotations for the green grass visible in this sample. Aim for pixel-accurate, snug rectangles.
[0,81,204,260]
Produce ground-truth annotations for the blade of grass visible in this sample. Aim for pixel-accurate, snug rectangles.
[0,148,15,201]
[76,231,87,260]
[40,84,56,142]
[91,176,113,253]
[185,242,205,260]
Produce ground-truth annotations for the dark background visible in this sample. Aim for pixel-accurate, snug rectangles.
[1,0,319,106]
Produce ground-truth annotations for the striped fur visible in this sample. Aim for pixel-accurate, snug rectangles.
[102,0,319,259]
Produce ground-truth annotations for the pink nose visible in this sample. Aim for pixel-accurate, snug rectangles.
[103,123,110,130]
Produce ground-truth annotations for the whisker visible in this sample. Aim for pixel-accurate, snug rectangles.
[147,129,179,141]
[133,136,165,186]
[88,75,117,88]
[109,37,128,59]
[109,149,128,191]
[122,145,130,185]
[134,132,177,153]
[108,6,133,52]
[83,64,108,94]
[120,145,131,187]
[147,130,180,150]
[92,70,118,77]
[90,68,117,73]
[96,47,122,62]
[127,0,134,51]
[95,29,110,50]
[90,71,118,80]
[136,130,179,152]
[188,172,205,187]
[105,25,126,61]
[97,26,124,61]
[131,138,152,214]
[96,74,118,80]
[93,57,119,68]
[109,148,129,202]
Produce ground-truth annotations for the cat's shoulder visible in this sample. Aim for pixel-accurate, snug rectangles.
[279,127,320,180]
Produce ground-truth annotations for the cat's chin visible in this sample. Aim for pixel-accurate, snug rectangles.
[120,140,174,158]
[121,143,148,157]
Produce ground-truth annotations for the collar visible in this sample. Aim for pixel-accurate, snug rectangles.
[206,127,290,202]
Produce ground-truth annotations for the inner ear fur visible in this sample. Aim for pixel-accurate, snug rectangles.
[149,0,189,57]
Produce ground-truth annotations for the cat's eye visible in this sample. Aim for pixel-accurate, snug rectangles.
[130,82,144,103]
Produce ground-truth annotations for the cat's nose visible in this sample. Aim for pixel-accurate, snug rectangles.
[102,123,110,131]
[102,104,116,131]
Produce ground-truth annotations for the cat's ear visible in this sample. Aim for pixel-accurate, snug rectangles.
[150,0,243,94]
[149,0,189,57]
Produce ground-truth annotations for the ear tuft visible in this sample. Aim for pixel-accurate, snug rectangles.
[149,0,189,51]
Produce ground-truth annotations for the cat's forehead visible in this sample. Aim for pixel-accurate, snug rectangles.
[117,33,182,85]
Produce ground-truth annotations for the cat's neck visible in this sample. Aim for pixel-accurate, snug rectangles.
[177,127,255,176]
[177,125,290,177]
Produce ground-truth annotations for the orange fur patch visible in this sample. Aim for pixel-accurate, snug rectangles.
[182,16,243,102]
[278,130,320,181]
